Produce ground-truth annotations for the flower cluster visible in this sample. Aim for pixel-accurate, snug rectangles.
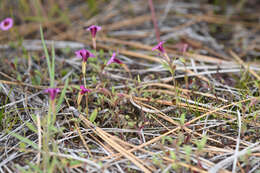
[44,25,126,102]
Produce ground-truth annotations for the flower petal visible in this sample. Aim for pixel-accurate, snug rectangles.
[152,41,165,53]
[0,17,13,31]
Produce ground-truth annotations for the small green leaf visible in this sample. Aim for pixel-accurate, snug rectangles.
[40,26,53,87]
[51,42,56,87]
[91,75,96,84]
[56,78,69,114]
[11,133,38,150]
[99,49,104,58]
[184,145,192,155]
[19,142,26,151]
[128,121,135,127]
[179,57,186,64]
[170,151,176,160]
[89,109,98,123]
[0,106,4,127]
[196,135,207,151]
[25,122,37,133]
[69,160,82,167]
[137,75,141,83]
[111,86,115,95]
[180,113,185,125]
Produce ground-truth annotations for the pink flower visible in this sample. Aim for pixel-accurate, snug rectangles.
[152,41,165,53]
[80,85,91,95]
[0,17,13,31]
[87,25,101,38]
[107,52,123,66]
[180,43,188,53]
[75,49,95,62]
[175,43,189,53]
[45,88,60,100]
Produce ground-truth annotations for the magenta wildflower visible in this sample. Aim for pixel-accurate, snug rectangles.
[87,25,101,38]
[75,49,95,62]
[152,41,165,53]
[45,88,60,100]
[80,85,91,95]
[0,17,13,31]
[107,52,123,66]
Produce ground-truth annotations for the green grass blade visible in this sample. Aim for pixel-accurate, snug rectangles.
[56,78,69,114]
[90,109,98,123]
[25,122,37,133]
[40,26,54,87]
[51,42,55,87]
[11,132,38,150]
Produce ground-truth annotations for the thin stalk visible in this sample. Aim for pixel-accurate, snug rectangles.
[51,99,56,125]
[148,0,160,42]
[85,94,89,115]
[92,37,97,53]
[77,92,83,105]
[82,61,87,87]
[42,101,52,172]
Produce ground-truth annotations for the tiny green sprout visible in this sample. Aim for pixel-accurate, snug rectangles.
[98,161,103,167]
[128,121,135,127]
[170,151,178,170]
[137,74,141,83]
[254,80,259,88]
[179,57,186,64]
[170,151,176,160]
[19,142,26,151]
[184,145,192,162]
[61,46,71,54]
[238,102,243,110]
[89,108,98,123]
[180,113,186,125]
[161,61,171,72]
[99,49,104,58]
[152,154,162,166]
[68,160,82,167]
[177,133,184,146]
[31,69,42,85]
[111,86,115,95]
[92,74,97,84]
[196,135,207,151]
[162,136,173,144]
[25,122,37,133]
[240,149,251,164]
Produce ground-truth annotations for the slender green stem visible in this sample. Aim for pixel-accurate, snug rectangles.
[85,94,89,115]
[83,75,87,88]
[42,100,52,172]
[82,61,87,87]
